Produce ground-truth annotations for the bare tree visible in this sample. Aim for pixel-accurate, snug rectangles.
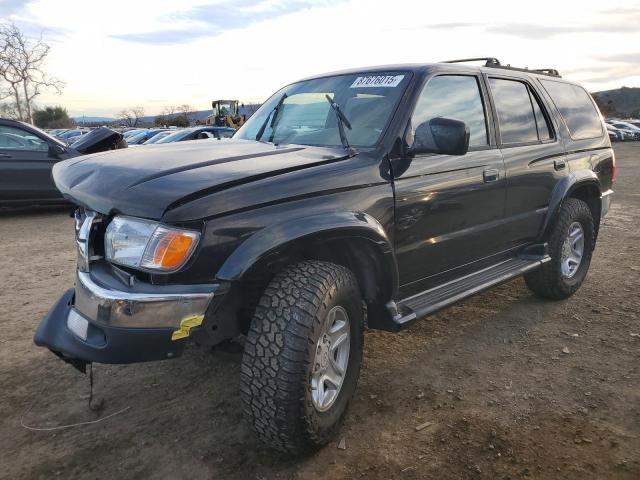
[0,22,64,124]
[118,106,145,127]
[179,104,195,125]
[161,105,178,118]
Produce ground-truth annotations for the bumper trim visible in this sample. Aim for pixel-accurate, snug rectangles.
[75,270,217,329]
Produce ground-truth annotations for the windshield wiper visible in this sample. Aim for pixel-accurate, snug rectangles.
[255,93,288,143]
[325,94,352,150]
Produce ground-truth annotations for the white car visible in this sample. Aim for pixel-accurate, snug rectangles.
[608,121,640,140]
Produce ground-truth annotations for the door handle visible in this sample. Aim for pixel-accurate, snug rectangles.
[483,168,500,183]
[554,159,566,170]
[0,153,12,159]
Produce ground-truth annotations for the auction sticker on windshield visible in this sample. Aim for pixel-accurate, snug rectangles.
[350,75,405,88]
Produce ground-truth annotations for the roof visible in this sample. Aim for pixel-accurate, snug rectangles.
[296,59,570,85]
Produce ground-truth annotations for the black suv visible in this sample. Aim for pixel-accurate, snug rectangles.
[35,58,614,454]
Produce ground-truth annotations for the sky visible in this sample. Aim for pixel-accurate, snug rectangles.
[1,0,639,118]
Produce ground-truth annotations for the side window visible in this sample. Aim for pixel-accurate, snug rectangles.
[0,125,49,152]
[540,80,602,140]
[488,78,538,144]
[410,75,488,147]
[530,90,552,140]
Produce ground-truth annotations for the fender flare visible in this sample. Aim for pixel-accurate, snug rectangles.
[537,170,601,242]
[215,211,399,298]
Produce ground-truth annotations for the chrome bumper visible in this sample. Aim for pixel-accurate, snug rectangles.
[74,270,217,329]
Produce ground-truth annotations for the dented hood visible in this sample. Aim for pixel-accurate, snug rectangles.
[53,139,350,220]
[70,126,125,154]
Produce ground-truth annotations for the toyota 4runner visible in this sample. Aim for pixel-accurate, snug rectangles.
[35,58,614,454]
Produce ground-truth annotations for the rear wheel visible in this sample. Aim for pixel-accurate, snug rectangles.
[525,198,595,299]
[240,261,364,454]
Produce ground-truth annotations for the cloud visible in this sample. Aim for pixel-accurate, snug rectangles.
[0,0,28,16]
[1,0,68,40]
[568,64,640,86]
[111,0,344,44]
[419,8,640,40]
[429,22,477,29]
[111,28,215,44]
[486,20,640,38]
[597,53,640,64]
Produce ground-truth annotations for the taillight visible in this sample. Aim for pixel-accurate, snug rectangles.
[611,150,616,183]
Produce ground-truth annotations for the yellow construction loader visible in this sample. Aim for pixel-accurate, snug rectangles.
[207,100,246,128]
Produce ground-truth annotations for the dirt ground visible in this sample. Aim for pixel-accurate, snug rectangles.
[0,144,638,480]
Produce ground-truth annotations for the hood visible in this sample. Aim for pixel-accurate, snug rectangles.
[53,139,350,220]
[70,127,126,154]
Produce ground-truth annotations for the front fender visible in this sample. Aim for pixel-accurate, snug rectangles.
[537,170,601,242]
[215,211,398,295]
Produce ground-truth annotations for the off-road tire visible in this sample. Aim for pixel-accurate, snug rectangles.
[240,261,364,454]
[524,198,595,299]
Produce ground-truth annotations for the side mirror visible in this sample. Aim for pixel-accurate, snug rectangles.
[48,143,66,158]
[410,117,470,156]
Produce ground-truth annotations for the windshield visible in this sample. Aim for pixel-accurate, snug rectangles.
[156,129,194,144]
[235,71,411,148]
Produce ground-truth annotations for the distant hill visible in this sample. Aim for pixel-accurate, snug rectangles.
[592,87,640,118]
[73,116,115,124]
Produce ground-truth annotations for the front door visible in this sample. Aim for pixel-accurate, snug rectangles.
[392,74,507,297]
[0,123,61,203]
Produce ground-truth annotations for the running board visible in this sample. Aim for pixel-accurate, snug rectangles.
[390,255,551,330]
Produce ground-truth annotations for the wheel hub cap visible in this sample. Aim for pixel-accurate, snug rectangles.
[560,221,585,278]
[311,305,350,412]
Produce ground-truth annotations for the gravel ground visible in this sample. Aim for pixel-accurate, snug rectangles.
[0,143,638,480]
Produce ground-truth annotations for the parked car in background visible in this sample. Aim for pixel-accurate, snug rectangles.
[607,121,640,140]
[126,128,169,145]
[123,128,146,139]
[142,130,172,144]
[0,119,125,206]
[155,126,235,144]
[57,129,89,145]
[47,128,69,137]
[606,124,622,141]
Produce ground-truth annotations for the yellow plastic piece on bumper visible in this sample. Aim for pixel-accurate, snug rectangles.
[171,315,205,341]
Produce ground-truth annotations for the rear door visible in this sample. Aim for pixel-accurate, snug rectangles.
[485,75,567,248]
[392,73,507,296]
[0,123,61,203]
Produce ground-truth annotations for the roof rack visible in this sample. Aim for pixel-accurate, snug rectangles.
[530,68,561,77]
[444,57,501,67]
[442,58,561,77]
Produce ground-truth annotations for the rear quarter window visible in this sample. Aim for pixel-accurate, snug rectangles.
[540,80,602,140]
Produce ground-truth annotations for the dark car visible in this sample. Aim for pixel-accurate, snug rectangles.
[125,128,169,145]
[142,130,172,144]
[35,58,614,455]
[154,126,235,143]
[0,119,125,206]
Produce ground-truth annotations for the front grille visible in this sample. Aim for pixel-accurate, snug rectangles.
[74,208,106,271]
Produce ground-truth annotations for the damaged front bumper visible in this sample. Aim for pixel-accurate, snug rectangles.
[34,264,224,369]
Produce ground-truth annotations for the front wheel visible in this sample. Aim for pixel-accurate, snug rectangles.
[240,261,364,454]
[525,198,595,299]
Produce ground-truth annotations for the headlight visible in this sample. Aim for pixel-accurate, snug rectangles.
[105,216,199,272]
